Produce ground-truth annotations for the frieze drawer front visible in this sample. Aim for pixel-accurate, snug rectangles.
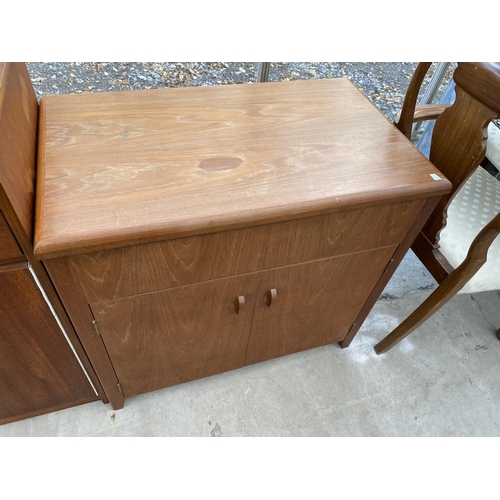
[47,200,423,304]
[90,247,396,398]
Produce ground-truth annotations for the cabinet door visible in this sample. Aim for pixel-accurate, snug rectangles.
[244,247,396,366]
[91,272,261,398]
[0,265,97,424]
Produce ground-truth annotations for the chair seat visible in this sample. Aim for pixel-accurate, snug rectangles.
[487,121,500,170]
[439,166,500,294]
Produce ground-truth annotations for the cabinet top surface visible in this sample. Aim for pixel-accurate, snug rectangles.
[35,78,450,258]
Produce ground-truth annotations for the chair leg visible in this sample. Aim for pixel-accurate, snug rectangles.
[374,286,450,354]
[375,219,500,354]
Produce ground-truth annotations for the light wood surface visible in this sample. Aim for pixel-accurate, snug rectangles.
[0,62,108,410]
[35,78,450,259]
[422,87,498,244]
[0,186,107,405]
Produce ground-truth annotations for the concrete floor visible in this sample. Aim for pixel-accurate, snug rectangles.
[1,250,499,437]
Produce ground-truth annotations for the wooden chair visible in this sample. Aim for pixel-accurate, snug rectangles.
[374,62,500,354]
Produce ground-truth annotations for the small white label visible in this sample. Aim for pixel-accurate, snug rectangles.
[430,173,442,180]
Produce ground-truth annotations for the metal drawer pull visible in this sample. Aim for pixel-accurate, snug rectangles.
[235,295,245,314]
[267,288,278,307]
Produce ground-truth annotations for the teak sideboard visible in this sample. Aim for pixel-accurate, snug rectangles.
[1,63,452,414]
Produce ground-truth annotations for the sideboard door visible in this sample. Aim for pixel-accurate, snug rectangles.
[244,247,397,366]
[91,272,262,398]
[0,265,97,424]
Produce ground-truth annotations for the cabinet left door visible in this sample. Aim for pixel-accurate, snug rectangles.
[91,272,262,398]
[0,264,98,425]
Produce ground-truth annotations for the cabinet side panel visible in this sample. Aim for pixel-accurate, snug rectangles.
[340,195,444,347]
[43,258,125,410]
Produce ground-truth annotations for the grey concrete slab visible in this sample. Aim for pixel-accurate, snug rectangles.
[1,251,499,437]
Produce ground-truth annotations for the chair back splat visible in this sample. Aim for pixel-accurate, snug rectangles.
[424,63,500,245]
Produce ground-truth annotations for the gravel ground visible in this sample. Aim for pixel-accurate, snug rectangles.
[25,62,455,122]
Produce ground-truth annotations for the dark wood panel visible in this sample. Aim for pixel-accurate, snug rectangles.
[91,273,262,398]
[0,185,108,405]
[0,63,38,242]
[0,212,24,264]
[52,200,423,303]
[0,266,97,423]
[244,247,397,365]
[0,397,98,426]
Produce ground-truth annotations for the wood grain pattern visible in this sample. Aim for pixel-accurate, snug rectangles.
[0,212,24,264]
[394,62,432,139]
[412,104,452,123]
[91,249,395,398]
[376,62,500,353]
[244,247,396,365]
[411,231,453,283]
[91,272,262,398]
[340,196,442,348]
[36,74,454,406]
[375,210,500,354]
[48,200,424,303]
[0,185,108,405]
[42,256,123,410]
[0,265,98,423]
[45,201,418,406]
[395,62,500,250]
[0,62,38,242]
[34,78,450,259]
[453,62,500,112]
[422,87,498,244]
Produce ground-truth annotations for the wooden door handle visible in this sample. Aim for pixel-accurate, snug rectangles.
[235,295,245,314]
[267,288,278,307]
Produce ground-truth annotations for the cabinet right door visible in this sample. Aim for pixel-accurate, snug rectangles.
[244,246,397,366]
